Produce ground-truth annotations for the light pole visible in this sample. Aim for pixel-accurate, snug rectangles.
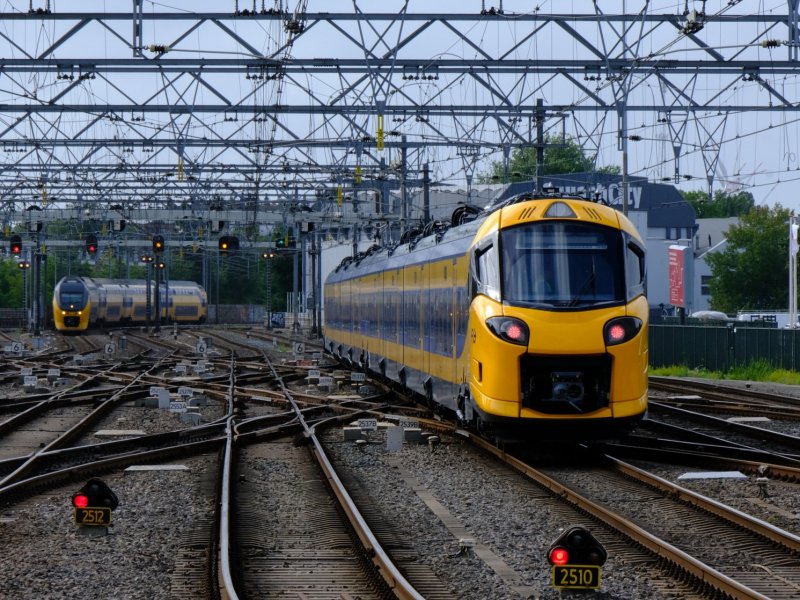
[140,254,153,331]
[262,250,275,329]
[154,258,166,333]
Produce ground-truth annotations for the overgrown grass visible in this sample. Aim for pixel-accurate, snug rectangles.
[650,359,800,385]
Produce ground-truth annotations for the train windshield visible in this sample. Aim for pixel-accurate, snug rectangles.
[501,221,625,308]
[59,285,87,308]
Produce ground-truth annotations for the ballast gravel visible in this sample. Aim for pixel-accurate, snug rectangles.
[1,372,798,599]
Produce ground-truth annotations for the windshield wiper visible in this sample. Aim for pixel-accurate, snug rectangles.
[569,262,597,306]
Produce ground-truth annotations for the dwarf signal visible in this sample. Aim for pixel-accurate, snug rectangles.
[547,526,606,590]
[72,478,118,527]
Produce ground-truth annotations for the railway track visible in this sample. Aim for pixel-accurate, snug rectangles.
[650,376,800,420]
[0,331,432,598]
[4,330,800,598]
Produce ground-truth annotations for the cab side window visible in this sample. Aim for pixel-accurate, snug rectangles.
[625,237,646,300]
[471,241,500,302]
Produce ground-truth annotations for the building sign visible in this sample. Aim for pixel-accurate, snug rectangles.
[668,245,686,307]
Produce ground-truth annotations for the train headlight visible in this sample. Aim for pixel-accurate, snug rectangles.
[486,316,529,346]
[604,317,642,346]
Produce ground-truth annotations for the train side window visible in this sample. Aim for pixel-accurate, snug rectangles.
[625,238,646,300]
[472,242,500,302]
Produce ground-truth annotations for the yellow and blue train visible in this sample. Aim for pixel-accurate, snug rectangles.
[53,276,207,332]
[324,192,648,438]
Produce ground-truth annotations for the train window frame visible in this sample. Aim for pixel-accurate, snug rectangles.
[624,234,646,301]
[471,235,501,302]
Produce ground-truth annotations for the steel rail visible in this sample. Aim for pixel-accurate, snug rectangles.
[462,431,775,600]
[218,357,241,600]
[264,354,425,600]
[0,352,177,488]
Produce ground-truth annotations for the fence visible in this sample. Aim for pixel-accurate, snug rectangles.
[649,324,800,372]
[208,304,267,324]
[0,308,26,329]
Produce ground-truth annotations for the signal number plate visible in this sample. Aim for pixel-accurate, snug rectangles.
[552,565,601,589]
[74,507,112,526]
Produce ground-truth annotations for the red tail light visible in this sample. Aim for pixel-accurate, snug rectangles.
[486,317,529,346]
[604,317,642,346]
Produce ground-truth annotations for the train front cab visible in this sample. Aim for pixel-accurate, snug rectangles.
[53,277,92,332]
[466,201,648,438]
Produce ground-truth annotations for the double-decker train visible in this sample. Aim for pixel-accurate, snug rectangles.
[52,276,207,332]
[324,192,648,439]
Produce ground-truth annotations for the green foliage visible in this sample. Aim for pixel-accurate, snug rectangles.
[705,204,792,313]
[0,243,295,313]
[479,135,619,183]
[0,260,24,307]
[649,365,722,379]
[650,360,800,384]
[680,189,755,218]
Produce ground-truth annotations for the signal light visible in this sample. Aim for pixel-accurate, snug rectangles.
[71,478,119,510]
[549,547,569,566]
[218,235,239,255]
[71,478,118,527]
[85,233,98,255]
[10,234,22,255]
[547,526,607,566]
[604,317,642,346]
[152,234,165,254]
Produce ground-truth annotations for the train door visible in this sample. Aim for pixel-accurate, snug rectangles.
[401,264,419,392]
[422,261,432,399]
[454,254,470,387]
[449,257,459,389]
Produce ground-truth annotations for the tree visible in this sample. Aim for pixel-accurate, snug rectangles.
[705,204,792,313]
[480,135,620,183]
[680,189,755,218]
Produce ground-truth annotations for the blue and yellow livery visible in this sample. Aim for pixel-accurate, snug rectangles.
[324,192,648,439]
[53,276,207,332]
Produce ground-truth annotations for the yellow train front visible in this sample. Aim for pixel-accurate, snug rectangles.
[53,276,208,332]
[324,192,648,440]
[52,276,93,331]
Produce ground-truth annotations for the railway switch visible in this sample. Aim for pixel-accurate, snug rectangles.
[72,478,119,527]
[547,526,606,590]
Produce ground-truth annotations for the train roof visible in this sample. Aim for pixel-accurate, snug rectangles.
[57,276,205,289]
[326,192,632,284]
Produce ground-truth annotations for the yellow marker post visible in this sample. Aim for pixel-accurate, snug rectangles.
[377,114,384,151]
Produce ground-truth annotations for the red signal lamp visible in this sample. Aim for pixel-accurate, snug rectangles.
[549,547,569,565]
[547,526,607,566]
[10,234,22,255]
[72,493,90,509]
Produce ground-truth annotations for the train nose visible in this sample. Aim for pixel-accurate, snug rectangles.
[552,374,585,402]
